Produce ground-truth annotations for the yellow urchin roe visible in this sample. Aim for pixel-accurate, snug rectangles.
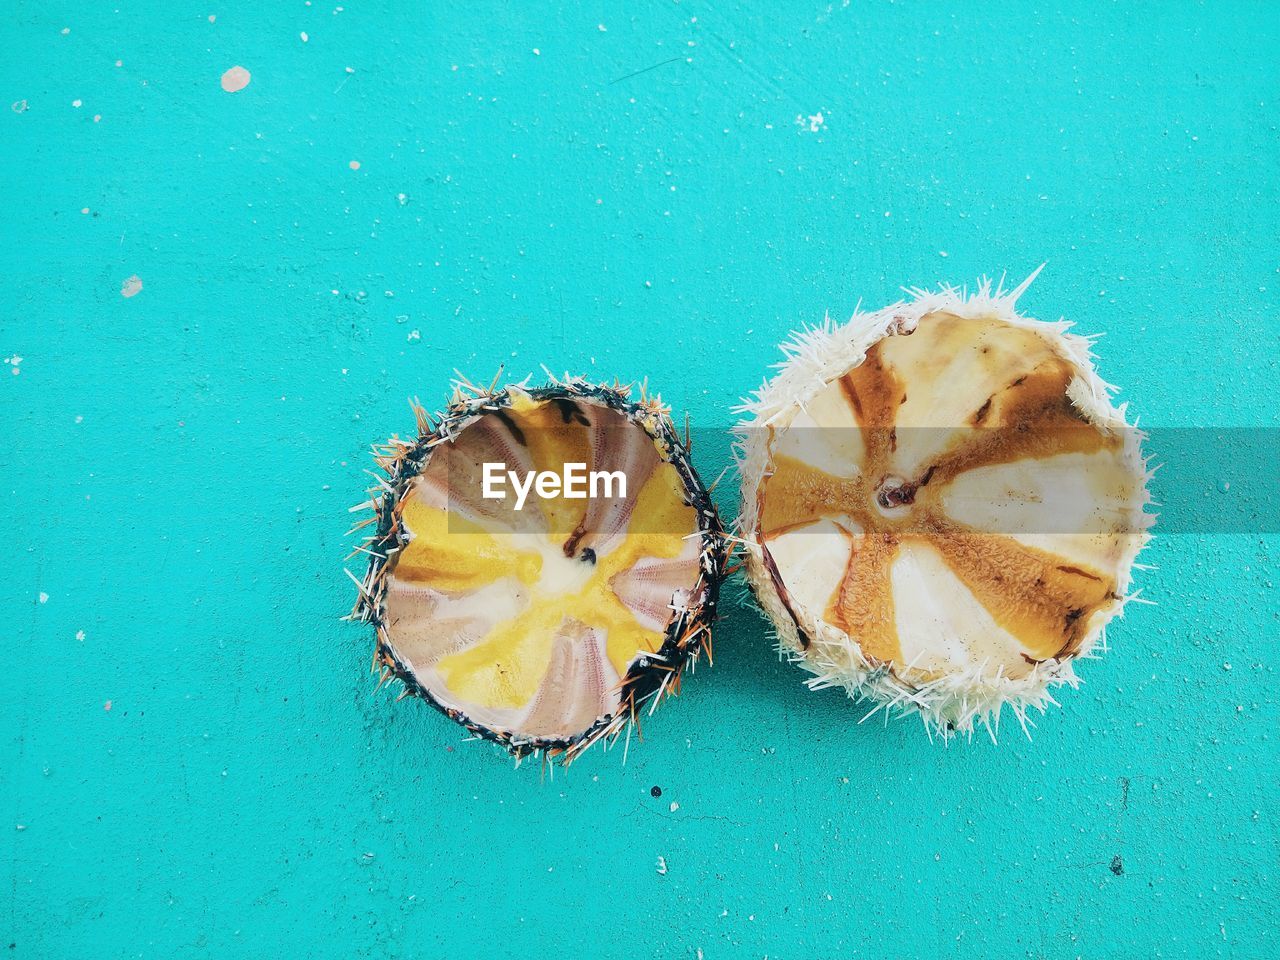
[755,310,1146,684]
[381,392,703,741]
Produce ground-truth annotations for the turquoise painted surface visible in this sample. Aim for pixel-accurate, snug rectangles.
[3,2,1277,957]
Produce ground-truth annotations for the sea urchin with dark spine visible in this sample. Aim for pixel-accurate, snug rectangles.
[350,374,727,764]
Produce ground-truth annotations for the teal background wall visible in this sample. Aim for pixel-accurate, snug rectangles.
[3,2,1277,957]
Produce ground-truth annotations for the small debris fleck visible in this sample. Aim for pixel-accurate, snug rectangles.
[650,785,662,798]
[103,700,112,712]
[669,801,679,812]
[655,855,667,875]
[799,111,825,132]
[121,275,143,298]
[38,592,49,604]
[1109,854,1124,876]
[220,66,251,93]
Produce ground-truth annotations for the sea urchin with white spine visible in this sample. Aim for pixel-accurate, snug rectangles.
[735,272,1153,740]
[350,374,726,763]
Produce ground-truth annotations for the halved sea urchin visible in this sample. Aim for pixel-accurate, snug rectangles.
[350,374,726,762]
[736,273,1153,739]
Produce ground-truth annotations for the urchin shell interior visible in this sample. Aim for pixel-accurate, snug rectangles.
[352,377,725,762]
[736,276,1152,739]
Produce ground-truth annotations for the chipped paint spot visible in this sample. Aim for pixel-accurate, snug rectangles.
[220,66,251,93]
[121,275,143,298]
[348,160,360,170]
[796,110,826,133]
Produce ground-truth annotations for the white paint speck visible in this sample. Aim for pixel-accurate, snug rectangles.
[76,630,85,641]
[655,856,667,875]
[220,65,251,93]
[796,110,825,132]
[38,592,49,604]
[300,31,309,43]
[121,275,143,298]
[72,99,82,108]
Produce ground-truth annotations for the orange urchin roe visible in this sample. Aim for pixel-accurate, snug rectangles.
[757,312,1140,680]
